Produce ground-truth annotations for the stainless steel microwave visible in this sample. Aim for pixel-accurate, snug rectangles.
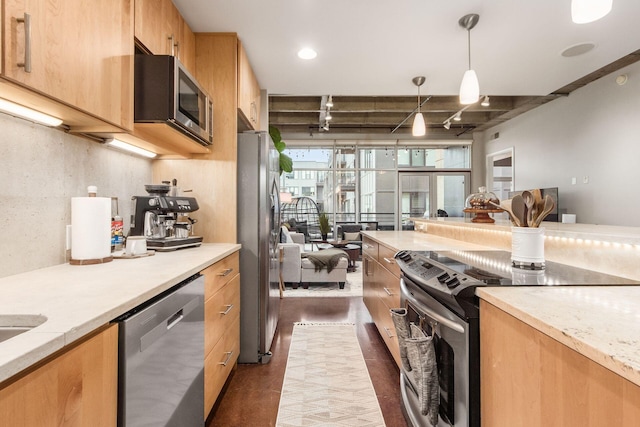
[134,55,213,146]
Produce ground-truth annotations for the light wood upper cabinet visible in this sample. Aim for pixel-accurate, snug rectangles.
[134,0,195,74]
[1,0,134,132]
[0,325,118,427]
[237,40,261,130]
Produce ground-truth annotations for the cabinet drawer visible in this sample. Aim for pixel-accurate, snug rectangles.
[205,274,240,354]
[376,261,401,310]
[373,298,401,368]
[378,244,401,278]
[204,315,240,416]
[203,252,239,299]
[362,236,379,260]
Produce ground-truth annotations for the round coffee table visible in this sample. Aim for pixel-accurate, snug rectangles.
[341,244,360,272]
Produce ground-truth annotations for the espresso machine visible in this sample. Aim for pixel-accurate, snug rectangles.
[129,184,203,251]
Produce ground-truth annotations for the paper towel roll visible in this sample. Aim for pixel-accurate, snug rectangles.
[71,197,112,260]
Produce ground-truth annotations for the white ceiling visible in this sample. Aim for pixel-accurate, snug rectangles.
[174,0,640,97]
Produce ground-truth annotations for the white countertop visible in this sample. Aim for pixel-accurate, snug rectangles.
[413,217,640,245]
[477,286,640,387]
[0,243,240,383]
[361,230,497,251]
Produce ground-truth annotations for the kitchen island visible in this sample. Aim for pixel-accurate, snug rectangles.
[0,243,239,383]
[362,228,640,423]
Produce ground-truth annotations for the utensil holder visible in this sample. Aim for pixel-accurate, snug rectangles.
[511,227,545,269]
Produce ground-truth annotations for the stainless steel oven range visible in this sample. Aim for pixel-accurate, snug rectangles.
[394,249,638,427]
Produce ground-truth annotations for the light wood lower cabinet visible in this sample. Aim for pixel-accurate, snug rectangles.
[481,300,640,426]
[0,324,118,427]
[201,251,240,417]
[362,236,402,367]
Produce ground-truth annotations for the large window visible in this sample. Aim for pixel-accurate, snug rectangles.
[279,144,471,230]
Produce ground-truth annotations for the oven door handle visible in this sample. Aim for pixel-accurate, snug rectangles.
[400,278,465,334]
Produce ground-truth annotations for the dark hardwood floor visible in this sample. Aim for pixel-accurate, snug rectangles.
[206,296,407,427]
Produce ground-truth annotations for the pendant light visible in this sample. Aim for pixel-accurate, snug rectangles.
[412,76,426,137]
[459,14,480,105]
[571,0,612,23]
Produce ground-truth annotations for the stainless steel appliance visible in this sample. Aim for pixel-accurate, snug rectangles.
[135,55,213,146]
[394,249,638,427]
[237,131,281,363]
[116,274,205,427]
[129,184,203,251]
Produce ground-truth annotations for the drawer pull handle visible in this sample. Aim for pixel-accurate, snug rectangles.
[16,13,32,73]
[383,327,395,338]
[364,243,373,249]
[220,304,234,315]
[217,268,233,277]
[383,257,396,265]
[219,351,234,366]
[383,287,394,296]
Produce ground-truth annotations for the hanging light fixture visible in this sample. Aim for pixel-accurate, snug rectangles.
[443,120,451,130]
[325,109,332,121]
[459,14,480,105]
[571,0,612,23]
[412,76,426,137]
[481,95,490,107]
[325,95,334,108]
[453,111,462,121]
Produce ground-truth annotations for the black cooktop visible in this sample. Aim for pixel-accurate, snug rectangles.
[396,249,638,319]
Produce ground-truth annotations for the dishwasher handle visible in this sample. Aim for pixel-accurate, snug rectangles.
[139,296,200,352]
[166,309,184,330]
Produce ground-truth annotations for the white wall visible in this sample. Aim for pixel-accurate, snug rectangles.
[0,114,153,278]
[483,61,640,226]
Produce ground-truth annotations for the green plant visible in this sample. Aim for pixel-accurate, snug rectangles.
[269,125,293,175]
[318,212,330,236]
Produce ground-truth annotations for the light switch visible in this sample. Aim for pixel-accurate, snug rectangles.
[571,177,577,185]
[583,176,589,184]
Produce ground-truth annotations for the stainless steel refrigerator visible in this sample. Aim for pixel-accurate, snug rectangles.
[237,131,281,363]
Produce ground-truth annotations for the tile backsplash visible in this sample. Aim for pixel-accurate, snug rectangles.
[0,114,152,278]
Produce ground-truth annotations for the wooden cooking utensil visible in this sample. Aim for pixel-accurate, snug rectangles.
[511,195,527,227]
[522,190,536,227]
[490,199,520,227]
[533,195,555,227]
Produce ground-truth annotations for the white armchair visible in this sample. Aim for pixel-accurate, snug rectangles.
[278,225,348,290]
[279,226,305,285]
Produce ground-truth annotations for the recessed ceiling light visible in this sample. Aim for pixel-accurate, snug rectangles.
[297,48,317,60]
[561,42,596,57]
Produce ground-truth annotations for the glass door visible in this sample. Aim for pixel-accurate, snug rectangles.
[398,172,470,230]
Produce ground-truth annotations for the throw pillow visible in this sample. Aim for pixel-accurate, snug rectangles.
[281,226,294,244]
[344,231,361,241]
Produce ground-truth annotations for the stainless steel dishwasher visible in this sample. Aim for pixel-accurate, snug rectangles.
[116,273,205,427]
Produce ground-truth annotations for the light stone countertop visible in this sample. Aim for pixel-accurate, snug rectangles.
[0,243,240,383]
[412,217,640,245]
[360,230,497,252]
[477,286,640,387]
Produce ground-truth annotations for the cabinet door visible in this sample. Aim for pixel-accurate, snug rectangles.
[0,325,118,427]
[134,0,174,55]
[362,254,377,313]
[2,0,133,130]
[237,41,260,130]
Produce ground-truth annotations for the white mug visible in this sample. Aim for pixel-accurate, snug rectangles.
[126,236,147,256]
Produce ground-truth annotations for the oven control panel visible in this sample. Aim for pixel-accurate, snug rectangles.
[395,250,483,298]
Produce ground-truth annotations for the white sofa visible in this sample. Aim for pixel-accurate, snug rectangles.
[279,226,347,289]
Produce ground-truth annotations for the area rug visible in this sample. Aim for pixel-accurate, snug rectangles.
[276,323,386,427]
[283,264,363,298]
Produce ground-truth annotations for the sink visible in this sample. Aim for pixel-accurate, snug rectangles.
[0,315,47,343]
